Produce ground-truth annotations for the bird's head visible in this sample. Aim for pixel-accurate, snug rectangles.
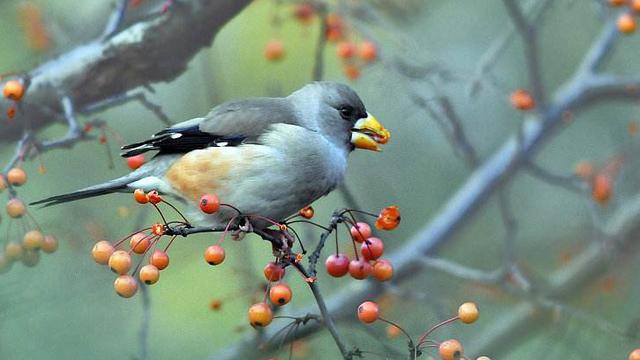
[289,81,390,152]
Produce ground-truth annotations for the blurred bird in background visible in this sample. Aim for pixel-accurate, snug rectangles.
[32,81,390,229]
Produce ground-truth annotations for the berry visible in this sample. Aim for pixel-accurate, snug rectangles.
[129,233,150,254]
[264,262,285,281]
[7,106,16,119]
[149,250,170,270]
[6,198,26,218]
[439,339,463,360]
[5,241,24,260]
[41,235,58,254]
[7,168,27,186]
[357,301,379,323]
[151,223,166,236]
[361,237,384,261]
[269,283,292,306]
[264,40,285,61]
[293,3,315,24]
[23,230,44,250]
[204,245,225,265]
[574,161,593,179]
[348,259,371,280]
[3,80,25,101]
[592,173,612,205]
[386,324,401,338]
[21,250,39,267]
[209,299,223,311]
[139,264,160,285]
[372,259,393,281]
[343,64,361,80]
[618,13,636,34]
[350,222,371,243]
[336,41,356,59]
[92,240,115,265]
[629,349,640,360]
[248,302,273,327]
[458,302,479,324]
[134,189,148,204]
[299,206,314,219]
[358,41,378,63]
[108,250,132,274]
[510,89,535,110]
[147,190,162,204]
[114,275,138,298]
[632,0,640,12]
[127,154,145,170]
[199,193,220,214]
[325,253,350,277]
[608,0,626,5]
[375,206,400,230]
[325,14,345,42]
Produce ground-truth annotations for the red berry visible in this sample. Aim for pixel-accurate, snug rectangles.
[147,190,162,204]
[299,206,314,219]
[357,301,379,323]
[325,253,350,277]
[134,189,148,204]
[350,222,372,243]
[375,206,400,230]
[204,245,225,265]
[510,89,535,110]
[372,259,393,281]
[127,154,145,170]
[199,193,220,214]
[149,250,169,270]
[348,259,371,280]
[361,237,384,261]
[439,339,463,360]
[109,250,132,275]
[336,41,356,59]
[358,41,378,63]
[264,262,285,281]
[264,40,285,61]
[7,168,27,186]
[92,240,114,265]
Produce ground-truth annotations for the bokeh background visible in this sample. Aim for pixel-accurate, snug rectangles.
[1,0,640,359]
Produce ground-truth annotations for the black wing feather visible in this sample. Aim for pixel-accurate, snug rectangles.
[120,125,245,157]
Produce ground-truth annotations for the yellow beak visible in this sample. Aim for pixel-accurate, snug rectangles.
[350,113,390,151]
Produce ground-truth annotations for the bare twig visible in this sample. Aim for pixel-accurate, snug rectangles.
[102,0,129,40]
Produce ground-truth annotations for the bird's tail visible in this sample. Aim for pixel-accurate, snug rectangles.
[30,172,146,208]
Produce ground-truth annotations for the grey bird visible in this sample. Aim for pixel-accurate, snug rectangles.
[32,81,390,228]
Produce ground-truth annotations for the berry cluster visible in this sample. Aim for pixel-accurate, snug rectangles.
[2,78,25,120]
[0,168,58,274]
[608,0,640,33]
[357,300,490,360]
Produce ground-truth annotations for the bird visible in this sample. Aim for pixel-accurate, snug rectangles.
[32,81,390,229]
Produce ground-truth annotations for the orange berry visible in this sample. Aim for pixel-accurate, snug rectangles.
[386,324,401,338]
[5,241,24,260]
[269,283,292,306]
[264,261,285,281]
[108,250,132,274]
[325,14,345,42]
[592,173,612,205]
[129,233,150,254]
[134,189,148,204]
[248,302,273,327]
[361,237,384,261]
[439,339,463,360]
[41,235,58,254]
[126,154,145,170]
[6,198,26,218]
[372,259,393,281]
[114,275,138,298]
[21,249,39,267]
[209,299,223,311]
[350,222,372,243]
[632,0,640,12]
[574,160,593,179]
[510,89,535,110]
[358,41,378,63]
[458,302,479,324]
[264,40,285,62]
[336,41,356,59]
[92,240,115,265]
[608,0,627,6]
[149,249,169,270]
[151,223,166,236]
[343,64,361,80]
[3,80,25,101]
[7,168,27,186]
[22,230,44,250]
[7,106,16,119]
[618,13,636,34]
[375,206,401,230]
[147,190,162,204]
[139,264,160,285]
[348,259,371,280]
[299,206,314,219]
[357,301,379,323]
[199,193,220,214]
[204,245,225,265]
[629,349,640,360]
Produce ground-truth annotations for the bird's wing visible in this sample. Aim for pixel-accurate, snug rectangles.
[121,97,298,157]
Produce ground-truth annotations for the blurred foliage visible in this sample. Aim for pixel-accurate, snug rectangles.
[1,0,640,359]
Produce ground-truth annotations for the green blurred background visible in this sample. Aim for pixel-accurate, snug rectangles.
[1,0,640,359]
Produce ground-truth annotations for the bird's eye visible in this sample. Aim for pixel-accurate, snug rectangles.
[339,105,354,120]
